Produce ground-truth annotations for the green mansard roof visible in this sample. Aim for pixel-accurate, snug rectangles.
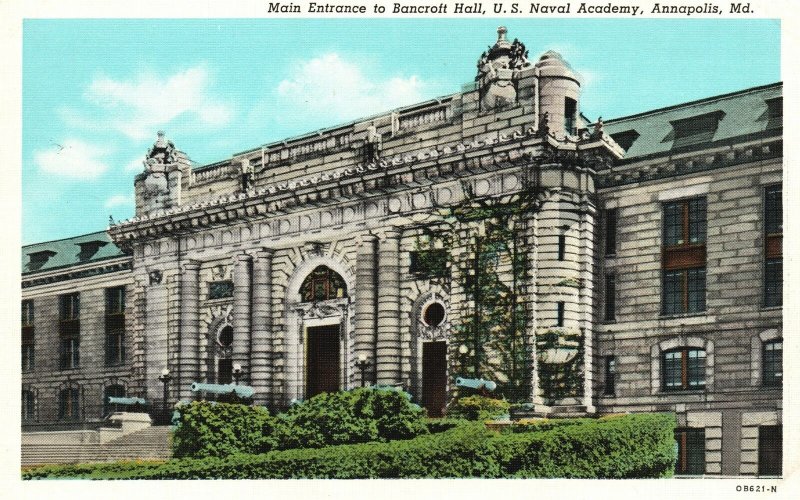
[22,230,127,275]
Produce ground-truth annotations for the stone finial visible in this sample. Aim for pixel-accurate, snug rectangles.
[497,26,508,42]
[145,130,177,169]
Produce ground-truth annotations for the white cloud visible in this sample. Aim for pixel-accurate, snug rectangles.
[34,139,111,179]
[83,64,233,140]
[275,53,428,124]
[124,157,146,173]
[104,194,134,208]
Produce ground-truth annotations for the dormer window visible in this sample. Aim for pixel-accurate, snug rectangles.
[765,97,782,130]
[670,111,725,149]
[610,129,640,152]
[27,250,57,271]
[77,240,108,262]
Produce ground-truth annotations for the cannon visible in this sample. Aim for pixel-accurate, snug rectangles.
[455,377,497,392]
[190,382,255,399]
[108,396,147,406]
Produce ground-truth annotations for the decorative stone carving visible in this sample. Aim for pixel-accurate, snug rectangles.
[145,131,176,170]
[148,270,163,285]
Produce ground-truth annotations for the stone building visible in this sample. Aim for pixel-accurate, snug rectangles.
[21,28,781,476]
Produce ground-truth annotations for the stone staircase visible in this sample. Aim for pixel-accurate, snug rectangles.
[21,426,172,467]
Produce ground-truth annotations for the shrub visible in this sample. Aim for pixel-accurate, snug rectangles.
[446,395,510,420]
[274,388,428,449]
[24,413,676,479]
[172,401,277,458]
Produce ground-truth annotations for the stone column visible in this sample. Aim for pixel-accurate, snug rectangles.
[178,260,201,400]
[233,253,253,384]
[251,248,274,406]
[355,234,378,386]
[376,230,402,386]
[578,201,597,413]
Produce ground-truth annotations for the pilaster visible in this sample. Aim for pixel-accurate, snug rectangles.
[376,230,402,386]
[251,248,274,406]
[178,260,201,400]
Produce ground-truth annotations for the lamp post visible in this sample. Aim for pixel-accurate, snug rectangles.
[458,344,469,376]
[355,354,371,388]
[232,363,243,385]
[158,368,172,425]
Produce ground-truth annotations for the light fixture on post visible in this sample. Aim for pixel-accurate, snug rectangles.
[355,354,371,388]
[157,368,172,425]
[459,344,469,375]
[232,363,243,386]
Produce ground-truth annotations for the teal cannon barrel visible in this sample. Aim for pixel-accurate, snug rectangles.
[455,377,497,392]
[108,396,147,406]
[190,382,255,399]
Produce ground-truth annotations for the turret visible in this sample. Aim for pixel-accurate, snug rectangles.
[535,50,581,140]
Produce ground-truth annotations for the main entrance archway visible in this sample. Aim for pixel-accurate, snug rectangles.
[422,341,447,417]
[306,324,341,397]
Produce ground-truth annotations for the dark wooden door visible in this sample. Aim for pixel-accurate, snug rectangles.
[306,325,340,398]
[758,425,782,476]
[422,341,447,417]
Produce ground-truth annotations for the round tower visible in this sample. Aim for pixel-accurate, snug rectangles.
[536,51,581,140]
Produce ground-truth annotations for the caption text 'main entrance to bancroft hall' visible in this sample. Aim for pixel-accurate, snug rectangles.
[266,2,756,16]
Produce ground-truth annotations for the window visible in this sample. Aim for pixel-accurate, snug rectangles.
[662,348,706,391]
[21,390,35,421]
[423,302,446,327]
[765,97,782,130]
[409,249,448,279]
[670,111,724,149]
[59,293,80,369]
[557,234,566,261]
[58,387,80,420]
[758,425,782,476]
[300,266,348,302]
[662,198,706,315]
[609,130,640,152]
[556,302,565,327]
[21,300,34,372]
[762,339,782,387]
[218,325,233,348]
[103,384,126,416]
[604,273,616,321]
[603,356,616,396]
[764,185,782,307]
[105,287,126,365]
[564,97,577,135]
[217,359,233,384]
[675,428,705,475]
[208,280,234,300]
[604,208,617,256]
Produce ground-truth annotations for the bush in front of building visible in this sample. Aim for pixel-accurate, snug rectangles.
[274,387,429,449]
[23,413,676,479]
[172,401,277,458]
[446,394,511,420]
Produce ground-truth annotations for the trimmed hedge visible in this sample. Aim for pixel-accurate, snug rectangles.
[23,413,676,479]
[446,395,511,420]
[172,401,276,458]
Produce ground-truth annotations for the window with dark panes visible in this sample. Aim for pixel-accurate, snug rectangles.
[217,359,233,384]
[764,184,782,307]
[604,273,616,321]
[663,348,706,391]
[21,390,35,421]
[556,302,565,327]
[762,339,782,387]
[670,111,724,149]
[564,97,577,135]
[557,234,566,261]
[604,208,617,256]
[22,300,34,372]
[105,287,126,365]
[300,266,348,302]
[208,280,234,300]
[662,198,706,315]
[758,425,782,477]
[765,97,782,130]
[675,428,706,475]
[603,356,616,395]
[58,387,80,420]
[59,293,80,369]
[409,249,449,279]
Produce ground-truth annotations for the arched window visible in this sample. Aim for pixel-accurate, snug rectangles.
[103,384,126,416]
[300,266,347,303]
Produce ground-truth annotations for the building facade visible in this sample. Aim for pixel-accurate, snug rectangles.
[21,28,781,476]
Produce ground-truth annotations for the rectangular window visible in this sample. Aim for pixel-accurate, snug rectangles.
[662,348,706,391]
[604,208,617,256]
[59,293,80,369]
[675,428,706,475]
[409,249,449,279]
[564,97,577,135]
[22,300,34,372]
[208,280,234,300]
[764,185,782,307]
[556,302,565,327]
[662,198,706,315]
[603,356,616,396]
[758,425,782,477]
[604,273,616,321]
[762,339,782,387]
[670,111,724,149]
[105,287,126,366]
[22,390,35,421]
[557,234,566,261]
[59,293,80,321]
[60,338,80,370]
[58,388,80,420]
[217,359,233,385]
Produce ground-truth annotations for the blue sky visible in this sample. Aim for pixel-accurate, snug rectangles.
[22,18,780,245]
